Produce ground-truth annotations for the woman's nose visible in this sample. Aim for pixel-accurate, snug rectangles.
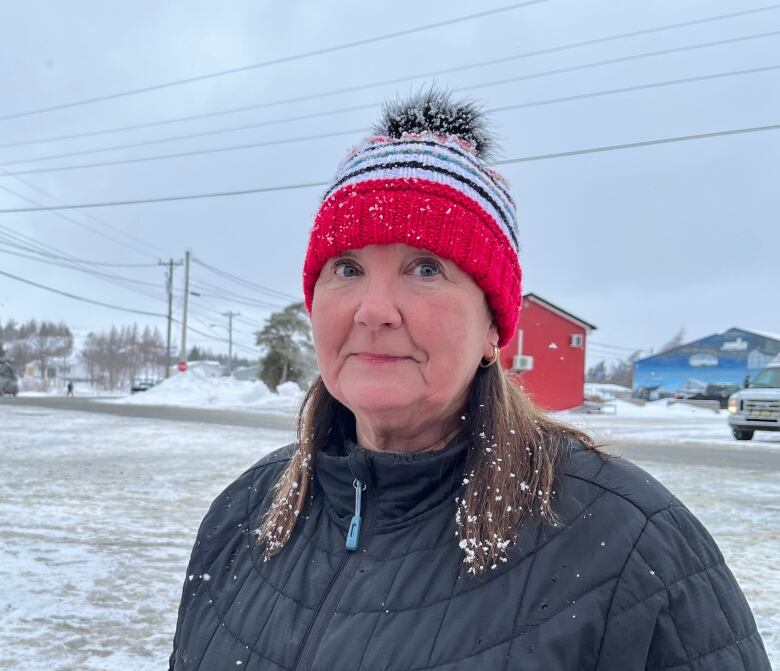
[353,278,402,330]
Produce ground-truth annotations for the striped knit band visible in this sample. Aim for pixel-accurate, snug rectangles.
[303,132,522,347]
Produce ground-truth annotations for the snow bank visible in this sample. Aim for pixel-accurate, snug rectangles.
[583,382,632,398]
[19,384,120,398]
[105,367,305,415]
[608,398,720,417]
[557,399,780,448]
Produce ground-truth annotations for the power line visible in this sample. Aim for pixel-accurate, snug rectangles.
[3,11,777,146]
[0,238,159,267]
[0,242,163,288]
[0,172,165,260]
[0,180,328,212]
[489,64,780,113]
[0,269,168,318]
[6,62,779,173]
[493,122,780,167]
[0,266,261,354]
[0,182,172,302]
[191,256,300,301]
[1,121,778,213]
[0,226,168,304]
[189,281,289,311]
[0,0,551,121]
[588,341,639,352]
[454,30,780,94]
[0,207,172,309]
[0,189,283,334]
[8,173,168,259]
[1,103,376,155]
[0,128,365,174]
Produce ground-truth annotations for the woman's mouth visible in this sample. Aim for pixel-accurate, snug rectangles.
[352,352,410,363]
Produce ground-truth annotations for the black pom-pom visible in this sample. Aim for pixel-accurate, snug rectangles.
[373,87,496,160]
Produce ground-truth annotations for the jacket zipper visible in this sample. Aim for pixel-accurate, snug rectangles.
[292,480,373,671]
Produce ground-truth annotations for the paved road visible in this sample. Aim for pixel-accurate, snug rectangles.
[2,395,777,471]
[0,395,295,430]
[604,440,779,471]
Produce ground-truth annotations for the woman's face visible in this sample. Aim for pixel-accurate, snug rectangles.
[311,243,498,433]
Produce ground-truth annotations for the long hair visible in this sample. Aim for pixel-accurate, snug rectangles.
[257,365,601,573]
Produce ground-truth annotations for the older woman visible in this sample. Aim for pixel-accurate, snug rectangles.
[170,90,769,670]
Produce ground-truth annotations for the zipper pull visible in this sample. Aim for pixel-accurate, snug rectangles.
[346,479,365,551]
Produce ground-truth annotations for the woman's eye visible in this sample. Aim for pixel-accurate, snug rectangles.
[412,259,442,277]
[334,261,360,277]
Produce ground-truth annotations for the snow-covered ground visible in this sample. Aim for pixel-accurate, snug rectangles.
[101,367,306,415]
[0,405,291,671]
[93,372,780,449]
[19,385,121,398]
[583,382,632,398]
[0,403,777,669]
[558,399,780,449]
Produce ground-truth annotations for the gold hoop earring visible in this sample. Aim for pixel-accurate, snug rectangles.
[479,343,500,368]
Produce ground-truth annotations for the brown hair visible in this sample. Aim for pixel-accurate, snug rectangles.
[258,365,601,573]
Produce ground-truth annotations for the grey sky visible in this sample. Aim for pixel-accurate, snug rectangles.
[1,0,778,365]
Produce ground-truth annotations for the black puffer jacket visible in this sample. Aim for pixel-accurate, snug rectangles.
[170,438,770,670]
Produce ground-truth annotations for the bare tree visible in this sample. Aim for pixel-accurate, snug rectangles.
[32,321,73,382]
[659,328,686,354]
[4,320,37,371]
[81,323,166,390]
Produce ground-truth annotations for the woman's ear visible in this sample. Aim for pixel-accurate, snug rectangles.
[488,322,499,345]
[485,322,499,356]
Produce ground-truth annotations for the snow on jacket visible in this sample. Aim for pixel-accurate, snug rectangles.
[169,437,770,670]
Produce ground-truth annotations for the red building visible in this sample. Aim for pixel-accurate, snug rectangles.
[500,293,596,411]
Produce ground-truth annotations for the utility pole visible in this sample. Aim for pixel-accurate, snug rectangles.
[159,258,183,378]
[222,311,240,375]
[179,250,191,370]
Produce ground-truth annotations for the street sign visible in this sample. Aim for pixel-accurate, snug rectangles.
[177,360,187,373]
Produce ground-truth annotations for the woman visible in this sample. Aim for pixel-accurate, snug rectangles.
[170,90,769,670]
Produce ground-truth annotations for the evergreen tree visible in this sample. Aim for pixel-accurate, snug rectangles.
[607,349,644,388]
[585,360,607,383]
[255,302,314,391]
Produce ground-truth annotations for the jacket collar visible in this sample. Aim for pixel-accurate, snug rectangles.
[314,431,468,530]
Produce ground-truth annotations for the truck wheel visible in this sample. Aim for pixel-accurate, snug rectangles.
[732,429,754,441]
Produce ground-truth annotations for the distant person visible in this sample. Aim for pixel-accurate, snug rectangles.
[169,90,770,670]
[66,381,74,397]
[744,373,751,388]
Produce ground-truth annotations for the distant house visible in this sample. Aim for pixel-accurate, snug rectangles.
[500,293,597,411]
[233,364,261,381]
[633,327,780,395]
[21,358,90,383]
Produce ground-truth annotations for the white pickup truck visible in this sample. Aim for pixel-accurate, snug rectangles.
[728,359,780,440]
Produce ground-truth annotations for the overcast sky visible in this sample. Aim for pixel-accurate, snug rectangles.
[1,0,778,365]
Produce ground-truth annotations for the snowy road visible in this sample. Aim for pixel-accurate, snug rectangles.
[1,405,777,670]
[0,395,296,429]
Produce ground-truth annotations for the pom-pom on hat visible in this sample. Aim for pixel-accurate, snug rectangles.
[302,88,521,347]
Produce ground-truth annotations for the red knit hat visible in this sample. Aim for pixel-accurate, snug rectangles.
[303,90,521,347]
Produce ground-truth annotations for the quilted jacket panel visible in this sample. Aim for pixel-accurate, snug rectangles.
[169,441,769,670]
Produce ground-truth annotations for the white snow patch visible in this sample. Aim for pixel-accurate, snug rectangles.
[101,366,305,415]
[556,399,780,449]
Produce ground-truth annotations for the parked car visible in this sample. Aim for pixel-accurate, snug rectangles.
[673,380,706,399]
[689,383,741,408]
[130,379,158,394]
[0,359,19,396]
[728,360,780,440]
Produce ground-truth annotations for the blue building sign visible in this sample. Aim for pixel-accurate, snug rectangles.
[633,328,780,395]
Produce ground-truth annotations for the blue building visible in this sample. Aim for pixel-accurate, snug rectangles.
[633,328,780,396]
